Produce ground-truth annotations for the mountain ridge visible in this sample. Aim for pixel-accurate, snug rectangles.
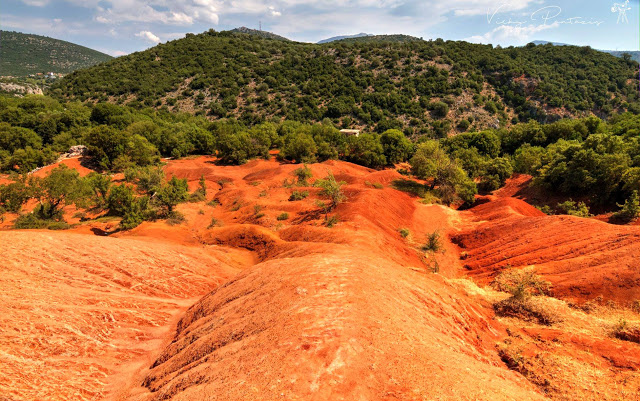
[317,33,373,43]
[0,30,112,77]
[50,29,639,135]
[532,40,640,62]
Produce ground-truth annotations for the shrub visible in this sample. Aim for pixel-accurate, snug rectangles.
[611,319,640,343]
[422,231,443,253]
[430,101,449,119]
[0,180,30,213]
[166,210,186,226]
[289,190,309,201]
[399,228,410,238]
[107,184,153,230]
[13,213,49,229]
[207,217,223,228]
[293,164,313,185]
[155,176,189,213]
[492,267,558,325]
[556,200,591,217]
[314,172,346,210]
[325,215,339,227]
[277,212,289,221]
[613,190,639,223]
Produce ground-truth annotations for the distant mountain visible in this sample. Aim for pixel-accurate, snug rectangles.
[532,40,640,63]
[317,33,373,44]
[230,27,291,41]
[0,31,113,77]
[332,34,422,44]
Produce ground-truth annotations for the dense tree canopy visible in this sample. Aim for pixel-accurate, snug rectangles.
[49,30,639,136]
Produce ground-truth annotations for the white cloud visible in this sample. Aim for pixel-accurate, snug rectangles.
[21,0,49,6]
[268,6,281,17]
[136,30,161,43]
[466,22,559,45]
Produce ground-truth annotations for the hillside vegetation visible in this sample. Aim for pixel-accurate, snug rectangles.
[0,31,112,77]
[2,94,640,227]
[50,30,640,136]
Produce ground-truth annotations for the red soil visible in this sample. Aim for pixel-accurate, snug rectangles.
[455,195,640,305]
[0,231,251,401]
[33,156,95,178]
[3,157,640,400]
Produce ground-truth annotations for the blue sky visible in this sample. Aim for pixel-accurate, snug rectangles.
[1,0,639,56]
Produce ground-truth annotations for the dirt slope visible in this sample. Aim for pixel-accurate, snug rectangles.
[0,231,250,401]
[454,195,640,305]
[3,157,640,400]
[121,160,543,401]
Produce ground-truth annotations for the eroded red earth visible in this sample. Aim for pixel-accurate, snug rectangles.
[1,158,639,400]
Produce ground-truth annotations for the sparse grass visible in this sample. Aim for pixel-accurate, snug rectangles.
[249,181,261,186]
[254,205,265,219]
[277,212,289,221]
[208,199,220,208]
[421,191,440,205]
[207,217,223,228]
[230,198,244,211]
[259,190,267,197]
[289,190,309,201]
[392,179,427,198]
[399,228,410,238]
[188,189,206,203]
[325,215,339,228]
[365,181,384,189]
[492,267,559,325]
[293,165,312,186]
[422,231,443,253]
[612,319,640,343]
[198,209,205,215]
[166,210,186,226]
[283,178,295,188]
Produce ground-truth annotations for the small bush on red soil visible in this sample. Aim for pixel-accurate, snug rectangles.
[289,190,309,201]
[422,231,443,253]
[492,267,560,325]
[612,320,640,344]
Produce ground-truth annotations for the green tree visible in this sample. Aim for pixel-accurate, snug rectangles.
[0,178,30,213]
[344,133,387,169]
[380,129,414,164]
[281,131,318,163]
[155,176,189,213]
[29,165,82,219]
[83,173,112,209]
[614,190,640,222]
[314,172,346,210]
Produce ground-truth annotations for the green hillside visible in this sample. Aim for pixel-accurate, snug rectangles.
[0,31,113,77]
[50,29,640,135]
[230,27,291,41]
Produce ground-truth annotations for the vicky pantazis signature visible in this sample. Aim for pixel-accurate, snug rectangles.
[487,4,605,27]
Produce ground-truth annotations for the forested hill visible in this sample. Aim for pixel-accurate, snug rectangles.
[0,31,113,77]
[49,29,640,136]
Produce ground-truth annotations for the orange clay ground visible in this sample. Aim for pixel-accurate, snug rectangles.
[1,156,639,400]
